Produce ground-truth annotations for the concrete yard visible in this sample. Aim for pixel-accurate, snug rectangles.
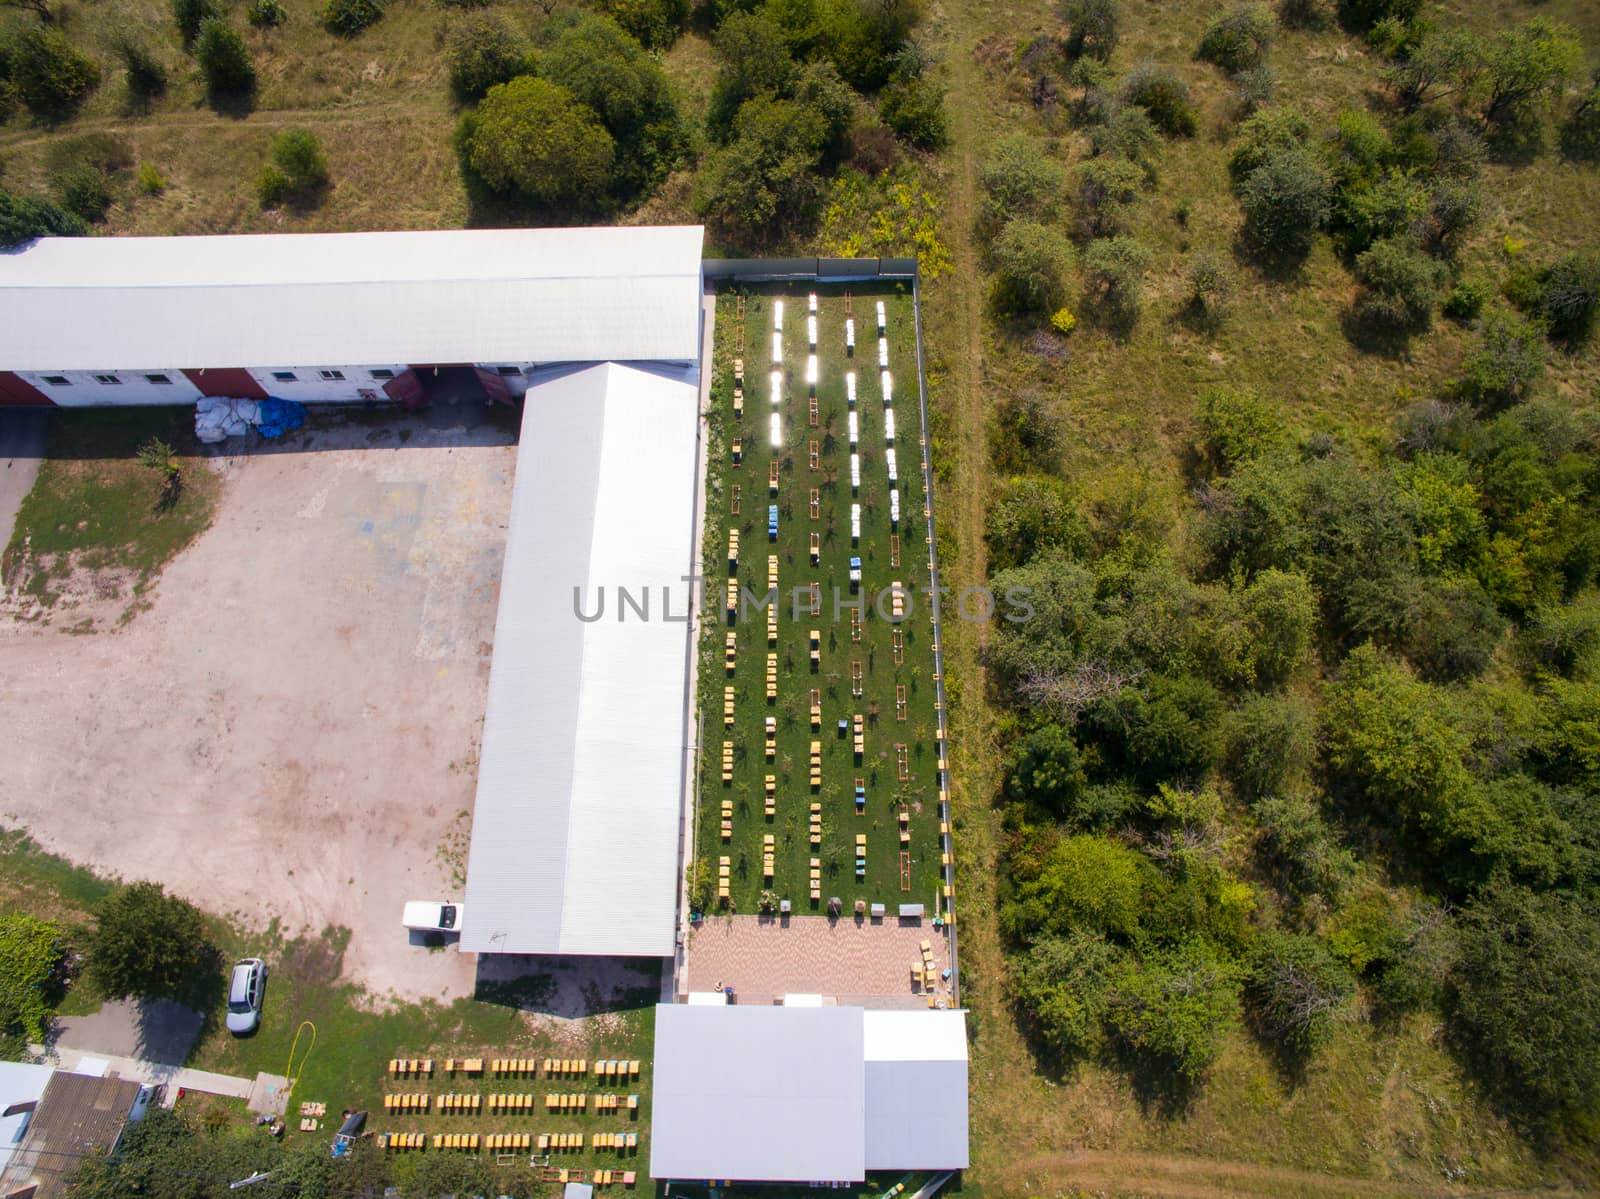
[0,407,518,1002]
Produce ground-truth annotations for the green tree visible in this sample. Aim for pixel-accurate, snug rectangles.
[322,0,384,36]
[1238,142,1330,260]
[1183,251,1235,327]
[9,26,100,116]
[1119,62,1197,137]
[447,15,527,102]
[1002,723,1088,818]
[597,0,687,50]
[792,60,855,158]
[1081,234,1149,328]
[1012,931,1121,1059]
[1197,3,1274,74]
[989,390,1064,474]
[1224,691,1318,799]
[991,219,1073,317]
[1107,943,1239,1087]
[707,10,793,137]
[1072,156,1143,239]
[1058,0,1118,61]
[1448,884,1600,1124]
[112,36,168,102]
[1476,17,1581,132]
[464,76,615,209]
[0,188,88,248]
[1560,74,1600,162]
[1003,833,1149,940]
[1242,568,1317,684]
[1530,250,1600,346]
[537,11,684,202]
[1253,793,1356,901]
[1245,930,1354,1056]
[1195,387,1283,477]
[172,0,220,46]
[1229,104,1310,182]
[88,882,215,1002]
[194,18,254,96]
[0,913,66,1056]
[695,95,827,243]
[1353,236,1445,331]
[986,476,1089,570]
[879,75,948,149]
[978,134,1065,232]
[1090,104,1162,181]
[49,163,112,223]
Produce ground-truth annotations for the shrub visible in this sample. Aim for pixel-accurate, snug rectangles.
[1253,794,1356,901]
[990,391,1066,475]
[1353,236,1446,331]
[1243,568,1316,684]
[256,163,292,208]
[1233,63,1275,112]
[1002,834,1150,941]
[1459,309,1544,408]
[879,76,948,150]
[136,162,168,195]
[1012,932,1120,1060]
[1197,4,1275,74]
[1336,0,1418,33]
[1225,692,1318,799]
[113,36,168,102]
[991,219,1073,317]
[1002,723,1088,818]
[1106,943,1239,1087]
[1072,156,1143,239]
[0,188,89,248]
[1560,76,1600,162]
[1081,234,1150,329]
[323,0,384,36]
[247,0,287,27]
[1090,105,1162,182]
[695,96,826,243]
[1119,62,1197,137]
[195,18,254,96]
[1195,387,1282,476]
[1183,251,1235,326]
[1228,104,1310,182]
[1245,931,1354,1055]
[0,914,67,1056]
[446,15,526,102]
[88,882,215,1002]
[1050,307,1076,335]
[597,0,688,51]
[464,76,615,209]
[173,0,220,46]
[9,27,101,116]
[1058,0,1119,61]
[1530,250,1600,346]
[986,476,1089,570]
[258,129,328,208]
[1237,143,1330,260]
[978,134,1065,231]
[49,163,112,223]
[1278,0,1327,28]
[1442,278,1487,322]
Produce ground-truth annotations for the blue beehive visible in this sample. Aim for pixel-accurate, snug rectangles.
[855,782,866,812]
[768,504,779,540]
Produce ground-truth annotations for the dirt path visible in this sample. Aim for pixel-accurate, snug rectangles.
[987,1149,1579,1199]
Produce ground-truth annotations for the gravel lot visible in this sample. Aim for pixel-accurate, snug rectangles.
[0,406,518,1003]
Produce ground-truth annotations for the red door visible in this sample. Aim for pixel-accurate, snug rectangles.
[182,368,269,399]
[382,370,428,410]
[474,367,513,406]
[0,372,53,406]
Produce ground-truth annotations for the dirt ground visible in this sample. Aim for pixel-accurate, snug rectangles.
[0,406,518,1002]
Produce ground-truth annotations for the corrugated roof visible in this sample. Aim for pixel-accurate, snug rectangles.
[0,1072,141,1199]
[862,1011,969,1171]
[460,361,700,957]
[0,227,704,372]
[649,1005,867,1183]
[0,1062,54,1178]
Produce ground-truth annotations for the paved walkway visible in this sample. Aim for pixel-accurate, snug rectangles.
[0,408,48,552]
[29,1044,291,1116]
[684,914,952,1007]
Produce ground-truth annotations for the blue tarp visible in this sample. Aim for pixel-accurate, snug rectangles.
[257,398,307,439]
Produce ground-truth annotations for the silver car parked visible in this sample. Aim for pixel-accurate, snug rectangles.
[225,957,268,1035]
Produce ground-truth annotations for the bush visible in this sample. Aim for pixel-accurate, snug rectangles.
[986,477,1089,570]
[1081,235,1150,329]
[597,0,688,50]
[446,15,525,102]
[49,163,112,223]
[1225,692,1318,799]
[1336,0,1418,32]
[1245,931,1355,1056]
[978,134,1065,232]
[136,162,168,195]
[1353,236,1446,331]
[879,76,948,150]
[1058,0,1119,61]
[1237,143,1330,260]
[1195,387,1282,476]
[88,882,215,1002]
[1002,834,1150,940]
[113,37,168,102]
[1012,932,1120,1060]
[195,18,254,96]
[1530,250,1600,346]
[991,219,1073,317]
[1442,278,1487,322]
[1197,4,1275,74]
[1090,105,1162,182]
[464,76,615,209]
[247,0,287,26]
[1458,309,1544,408]
[257,129,328,208]
[1228,104,1310,182]
[990,391,1065,475]
[1072,156,1143,239]
[1243,568,1317,683]
[256,163,291,208]
[1002,723,1087,818]
[9,27,100,116]
[695,95,826,243]
[0,188,89,248]
[323,0,384,36]
[1106,943,1239,1087]
[1253,794,1356,901]
[1119,62,1197,137]
[1233,63,1275,112]
[173,0,220,46]
[1560,77,1600,162]
[1183,251,1235,326]
[0,914,67,1056]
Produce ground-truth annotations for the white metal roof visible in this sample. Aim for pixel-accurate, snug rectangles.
[650,1005,866,1183]
[649,1006,970,1182]
[0,1062,54,1176]
[460,361,700,957]
[0,227,704,372]
[863,1011,969,1171]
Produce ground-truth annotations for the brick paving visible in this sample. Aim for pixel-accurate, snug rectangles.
[683,915,953,1008]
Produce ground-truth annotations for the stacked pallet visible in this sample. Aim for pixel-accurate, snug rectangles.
[724,631,737,673]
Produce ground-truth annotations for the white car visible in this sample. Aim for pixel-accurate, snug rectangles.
[402,901,463,933]
[225,958,268,1035]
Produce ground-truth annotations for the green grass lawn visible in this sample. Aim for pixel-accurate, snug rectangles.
[2,407,219,614]
[693,284,947,916]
